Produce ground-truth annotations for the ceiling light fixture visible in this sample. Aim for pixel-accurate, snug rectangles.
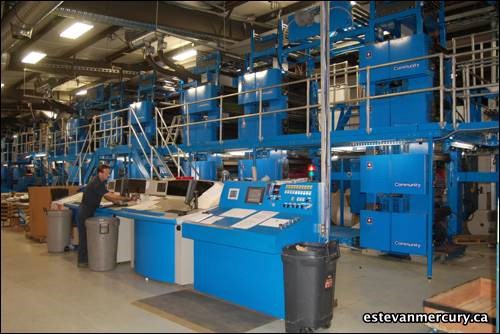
[76,89,87,96]
[172,48,197,62]
[451,141,475,150]
[22,51,47,64]
[60,22,94,39]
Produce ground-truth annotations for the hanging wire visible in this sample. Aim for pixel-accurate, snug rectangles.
[223,2,226,51]
[155,0,159,31]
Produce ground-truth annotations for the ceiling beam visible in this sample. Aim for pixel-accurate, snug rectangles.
[10,25,123,91]
[55,2,263,43]
[9,60,139,79]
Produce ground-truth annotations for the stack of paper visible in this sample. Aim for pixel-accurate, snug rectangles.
[231,211,279,230]
[198,216,224,225]
[260,218,290,228]
[178,212,213,223]
[220,208,256,218]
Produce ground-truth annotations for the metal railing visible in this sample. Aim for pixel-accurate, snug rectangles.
[6,33,499,172]
[154,44,498,140]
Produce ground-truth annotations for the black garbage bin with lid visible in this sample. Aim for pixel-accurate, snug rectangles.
[281,240,340,333]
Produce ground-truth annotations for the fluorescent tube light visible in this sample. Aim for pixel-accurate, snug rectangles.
[60,22,94,39]
[172,49,197,62]
[22,51,47,64]
[451,141,475,150]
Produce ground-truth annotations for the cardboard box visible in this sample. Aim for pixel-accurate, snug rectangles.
[27,186,79,240]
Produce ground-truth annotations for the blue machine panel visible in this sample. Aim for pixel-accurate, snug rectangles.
[238,69,283,105]
[360,155,390,193]
[391,213,427,256]
[359,34,434,128]
[360,211,427,256]
[131,100,153,124]
[360,35,432,81]
[184,84,218,114]
[390,154,427,194]
[182,84,219,145]
[360,210,391,251]
[360,154,427,195]
[238,69,287,140]
[134,218,176,283]
[182,181,321,318]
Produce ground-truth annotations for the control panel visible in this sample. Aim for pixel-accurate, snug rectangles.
[220,181,318,216]
[278,184,314,210]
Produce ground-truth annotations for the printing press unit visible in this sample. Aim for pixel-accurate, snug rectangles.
[2,0,498,321]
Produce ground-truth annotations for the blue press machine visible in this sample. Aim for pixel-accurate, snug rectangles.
[182,180,322,318]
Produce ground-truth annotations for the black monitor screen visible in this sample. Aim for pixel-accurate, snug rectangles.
[167,180,190,196]
[115,179,123,193]
[126,179,147,194]
[245,187,265,204]
[156,182,166,193]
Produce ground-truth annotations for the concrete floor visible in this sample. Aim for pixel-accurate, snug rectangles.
[1,228,496,333]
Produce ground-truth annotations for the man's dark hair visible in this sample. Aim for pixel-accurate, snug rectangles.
[97,164,111,174]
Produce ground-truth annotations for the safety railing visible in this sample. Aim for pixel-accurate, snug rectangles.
[155,37,498,140]
[451,30,498,125]
[128,105,174,179]
[154,108,188,177]
[6,32,499,167]
[66,118,97,185]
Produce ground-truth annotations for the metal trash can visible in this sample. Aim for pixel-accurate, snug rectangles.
[85,216,120,271]
[46,209,72,253]
[282,240,340,333]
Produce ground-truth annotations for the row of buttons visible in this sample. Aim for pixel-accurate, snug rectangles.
[286,185,313,190]
[285,190,312,196]
[282,203,312,209]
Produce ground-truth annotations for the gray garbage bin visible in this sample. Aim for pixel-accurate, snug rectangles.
[46,209,72,253]
[85,216,120,271]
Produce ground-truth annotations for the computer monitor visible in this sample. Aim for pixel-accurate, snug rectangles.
[127,179,147,194]
[166,180,190,197]
[115,179,124,194]
[107,180,116,192]
[156,182,167,194]
[245,187,265,204]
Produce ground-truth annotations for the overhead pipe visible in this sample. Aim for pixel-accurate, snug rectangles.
[145,54,182,79]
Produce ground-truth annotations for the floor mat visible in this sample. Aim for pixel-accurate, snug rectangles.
[133,289,276,333]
